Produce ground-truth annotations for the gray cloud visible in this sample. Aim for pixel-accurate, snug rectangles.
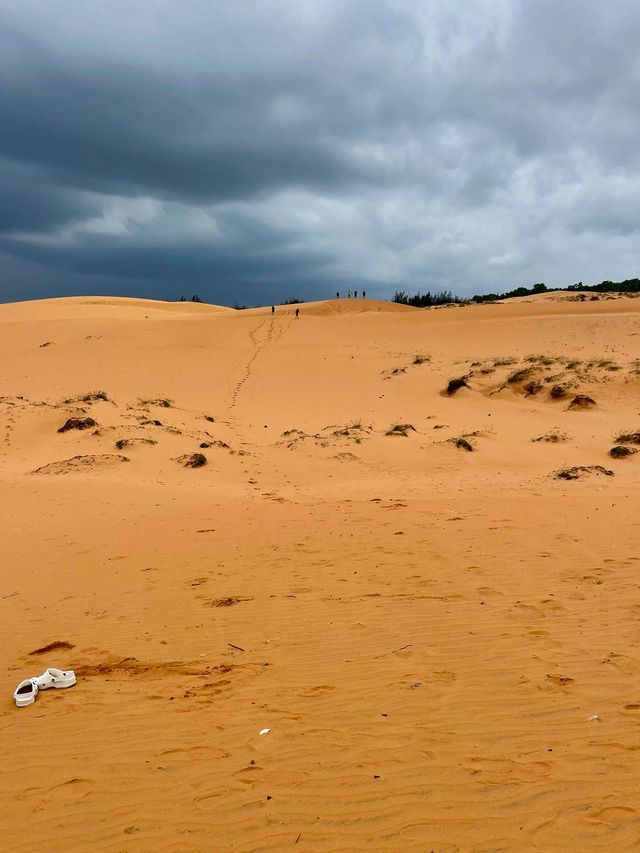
[1,0,640,304]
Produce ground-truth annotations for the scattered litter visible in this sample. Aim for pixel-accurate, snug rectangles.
[228,643,245,652]
[259,728,271,735]
[13,667,76,708]
[411,682,422,689]
[585,714,601,722]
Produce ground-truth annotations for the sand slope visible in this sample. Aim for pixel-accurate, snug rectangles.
[2,294,640,851]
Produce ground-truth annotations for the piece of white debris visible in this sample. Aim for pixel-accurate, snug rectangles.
[585,714,600,722]
[259,728,271,735]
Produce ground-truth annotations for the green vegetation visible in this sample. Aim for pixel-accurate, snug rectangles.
[507,367,535,384]
[472,283,549,302]
[392,290,464,307]
[390,276,640,306]
[525,354,556,366]
[567,278,640,294]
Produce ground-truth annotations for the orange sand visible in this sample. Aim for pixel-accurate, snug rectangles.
[2,293,640,851]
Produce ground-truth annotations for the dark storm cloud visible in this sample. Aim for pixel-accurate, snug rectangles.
[0,159,98,233]
[2,0,640,304]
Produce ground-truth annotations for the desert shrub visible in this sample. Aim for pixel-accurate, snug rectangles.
[178,452,207,468]
[393,290,464,307]
[555,465,613,480]
[549,384,569,399]
[507,367,535,384]
[568,394,596,409]
[385,423,416,437]
[451,437,474,452]
[523,380,543,396]
[63,390,109,404]
[525,354,556,366]
[615,431,640,445]
[531,431,570,443]
[609,445,636,459]
[115,438,157,450]
[57,417,97,433]
[445,376,469,395]
[139,397,173,408]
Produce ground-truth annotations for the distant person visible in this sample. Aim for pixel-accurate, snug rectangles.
[271,305,275,314]
[347,289,352,299]
[295,307,300,318]
[362,291,366,299]
[354,290,358,298]
[336,291,340,299]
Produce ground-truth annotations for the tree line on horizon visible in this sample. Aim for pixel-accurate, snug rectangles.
[392,277,640,307]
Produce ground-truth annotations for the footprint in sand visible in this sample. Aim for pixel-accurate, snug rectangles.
[203,596,252,607]
[426,670,457,683]
[300,685,336,697]
[17,778,94,803]
[546,673,575,687]
[231,763,264,786]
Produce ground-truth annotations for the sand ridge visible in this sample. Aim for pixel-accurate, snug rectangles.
[2,293,640,850]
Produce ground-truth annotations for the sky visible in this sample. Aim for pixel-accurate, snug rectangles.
[1,0,640,306]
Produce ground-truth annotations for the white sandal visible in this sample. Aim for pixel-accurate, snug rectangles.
[14,678,39,707]
[36,668,76,690]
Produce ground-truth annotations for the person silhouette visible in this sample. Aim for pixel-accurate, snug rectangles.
[362,290,366,299]
[271,305,275,314]
[295,307,300,318]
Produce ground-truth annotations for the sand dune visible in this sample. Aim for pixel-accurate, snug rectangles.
[2,293,640,850]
